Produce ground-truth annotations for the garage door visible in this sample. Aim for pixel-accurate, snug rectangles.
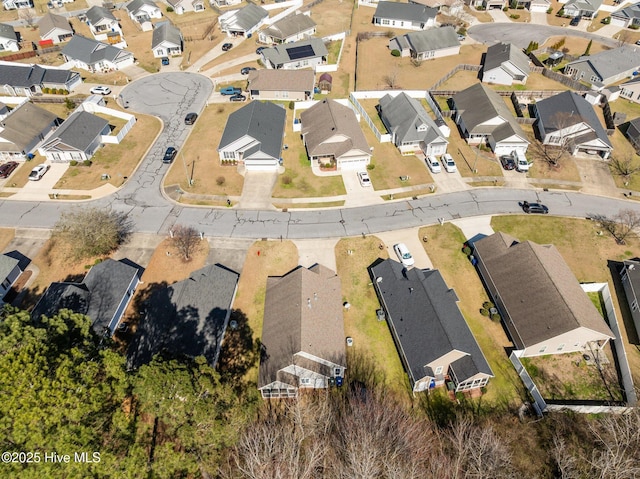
[245,159,278,171]
[530,4,548,12]
[338,157,369,171]
[611,17,627,28]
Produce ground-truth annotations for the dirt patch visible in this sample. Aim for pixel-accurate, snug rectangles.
[0,228,15,252]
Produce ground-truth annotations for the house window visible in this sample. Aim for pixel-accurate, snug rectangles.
[548,136,560,144]
[1,278,10,290]
[300,377,311,385]
[70,152,82,161]
[434,366,443,375]
[382,19,390,25]
[557,343,565,351]
[538,346,547,353]
[632,299,639,312]
[589,75,599,83]
[334,368,341,376]
[223,151,235,160]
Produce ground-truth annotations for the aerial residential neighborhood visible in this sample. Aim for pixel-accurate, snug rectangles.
[3,0,640,475]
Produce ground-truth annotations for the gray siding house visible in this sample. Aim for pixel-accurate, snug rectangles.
[0,102,60,160]
[389,26,460,60]
[219,3,268,37]
[473,232,615,357]
[0,61,82,96]
[370,259,493,393]
[261,37,328,71]
[378,92,448,156]
[564,45,640,88]
[258,13,316,45]
[0,253,21,305]
[372,1,437,30]
[481,42,530,86]
[259,265,346,399]
[563,0,602,18]
[38,111,110,162]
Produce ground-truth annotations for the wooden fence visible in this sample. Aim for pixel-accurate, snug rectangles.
[183,18,218,42]
[430,64,482,90]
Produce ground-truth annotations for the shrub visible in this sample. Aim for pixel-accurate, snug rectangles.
[503,6,508,11]
[64,97,75,110]
[462,245,472,256]
[282,175,292,185]
[166,5,173,11]
[601,16,610,24]
[57,88,65,95]
[385,30,395,38]
[482,301,495,310]
[257,59,264,67]
[480,308,490,317]
[288,101,294,110]
[391,49,401,57]
[457,27,466,35]
[216,176,225,186]
[509,14,520,19]
[366,163,375,170]
[42,87,50,94]
[631,24,640,30]
[491,313,502,322]
[546,7,552,13]
[83,159,92,166]
[69,160,78,166]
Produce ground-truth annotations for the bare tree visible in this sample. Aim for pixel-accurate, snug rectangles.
[170,224,200,261]
[20,9,36,29]
[587,409,640,479]
[609,154,640,185]
[529,112,579,168]
[617,30,632,47]
[552,436,581,479]
[593,209,640,244]
[383,66,400,89]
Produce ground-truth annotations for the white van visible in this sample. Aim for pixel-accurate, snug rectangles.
[512,150,530,172]
[426,155,441,173]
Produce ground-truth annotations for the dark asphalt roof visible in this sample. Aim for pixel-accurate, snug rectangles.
[0,63,78,88]
[44,110,109,151]
[373,1,437,22]
[152,21,182,49]
[62,35,133,65]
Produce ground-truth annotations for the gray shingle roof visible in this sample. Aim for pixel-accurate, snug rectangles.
[45,110,109,151]
[483,42,530,77]
[378,92,446,147]
[452,83,527,141]
[0,63,79,89]
[85,5,117,24]
[152,21,182,49]
[62,35,133,65]
[127,264,239,369]
[221,3,268,32]
[627,116,640,141]
[262,37,328,67]
[218,101,286,161]
[567,45,640,83]
[259,12,316,41]
[37,12,73,37]
[403,26,459,53]
[370,260,493,386]
[125,0,158,14]
[373,1,437,22]
[31,259,140,335]
[300,98,370,159]
[473,232,615,349]
[565,0,602,12]
[259,265,346,389]
[612,1,640,20]
[247,69,315,92]
[0,253,19,282]
[0,102,58,153]
[0,23,16,42]
[535,90,611,147]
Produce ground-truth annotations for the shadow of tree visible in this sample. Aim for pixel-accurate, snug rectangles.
[216,309,259,387]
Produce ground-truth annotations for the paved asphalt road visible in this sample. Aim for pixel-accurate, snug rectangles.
[468,23,621,49]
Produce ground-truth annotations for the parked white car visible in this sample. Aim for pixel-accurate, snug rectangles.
[358,171,371,187]
[426,155,441,173]
[28,164,49,181]
[393,242,415,267]
[90,85,111,95]
[442,153,457,173]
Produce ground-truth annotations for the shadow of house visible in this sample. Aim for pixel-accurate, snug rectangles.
[31,258,142,336]
[617,259,640,345]
[0,252,23,305]
[127,264,239,369]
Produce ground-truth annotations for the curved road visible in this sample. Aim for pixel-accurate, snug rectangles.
[468,23,621,49]
[0,72,637,239]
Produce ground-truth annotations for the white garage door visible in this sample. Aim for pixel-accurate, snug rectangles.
[339,157,369,171]
[245,159,278,171]
[611,17,627,28]
[529,4,548,12]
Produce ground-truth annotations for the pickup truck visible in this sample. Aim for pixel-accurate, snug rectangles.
[220,87,242,96]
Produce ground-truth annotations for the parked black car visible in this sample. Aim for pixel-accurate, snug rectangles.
[522,201,548,214]
[500,155,516,170]
[569,16,580,26]
[230,94,247,102]
[222,43,233,51]
[163,147,177,163]
[184,112,198,125]
[256,46,266,54]
[241,67,256,75]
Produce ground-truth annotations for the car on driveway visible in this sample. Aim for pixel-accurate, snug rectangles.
[222,43,233,51]
[569,16,580,26]
[241,67,256,75]
[442,153,457,173]
[256,46,266,54]
[500,155,516,170]
[522,201,548,214]
[161,56,170,65]
[357,171,371,187]
[0,161,18,178]
[162,147,177,164]
[220,86,242,95]
[230,94,246,102]
[184,112,198,125]
[425,155,441,173]
[90,85,111,95]
[393,243,415,267]
[28,164,49,181]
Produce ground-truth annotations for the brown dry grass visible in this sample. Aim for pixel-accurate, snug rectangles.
[606,99,640,190]
[504,7,530,23]
[117,14,159,74]
[54,108,162,190]
[165,102,244,196]
[542,35,610,56]
[201,36,260,72]
[444,117,504,177]
[137,237,210,285]
[0,228,15,252]
[305,0,354,36]
[9,157,48,188]
[463,5,493,23]
[335,236,408,389]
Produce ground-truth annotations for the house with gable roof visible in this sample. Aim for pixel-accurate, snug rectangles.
[0,61,82,96]
[247,69,315,101]
[481,42,531,86]
[562,0,602,19]
[611,1,640,28]
[0,102,60,160]
[167,0,205,14]
[372,1,437,30]
[0,23,19,52]
[564,45,640,88]
[259,264,346,399]
[38,12,74,45]
[377,92,448,156]
[0,253,21,305]
[261,38,328,70]
[152,21,182,57]
[219,3,268,37]
[62,35,134,72]
[126,0,162,24]
[38,110,110,162]
[389,26,460,60]
[85,5,124,46]
[258,12,316,45]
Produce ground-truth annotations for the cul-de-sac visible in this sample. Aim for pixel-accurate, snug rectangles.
[4,0,640,476]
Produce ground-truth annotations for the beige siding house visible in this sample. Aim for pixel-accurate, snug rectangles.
[247,69,314,101]
[473,232,615,357]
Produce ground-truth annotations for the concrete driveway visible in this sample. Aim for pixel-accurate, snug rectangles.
[294,238,340,271]
[238,170,278,210]
[376,227,433,270]
[342,170,384,207]
[431,168,469,194]
[206,236,254,274]
[11,163,67,201]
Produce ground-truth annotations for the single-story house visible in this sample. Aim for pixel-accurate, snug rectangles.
[451,83,529,156]
[37,12,74,45]
[0,102,60,160]
[217,100,286,171]
[0,61,82,96]
[258,12,316,45]
[481,42,530,86]
[564,45,640,88]
[125,0,162,24]
[373,1,437,30]
[473,232,615,357]
[533,90,612,158]
[0,23,19,52]
[152,21,182,57]
[38,110,110,162]
[219,3,268,38]
[85,5,122,36]
[521,0,550,12]
[625,116,640,150]
[611,2,640,28]
[619,76,640,104]
[2,0,32,10]
[370,259,494,393]
[62,35,135,72]
[0,253,21,305]
[410,0,463,13]
[247,69,315,101]
[467,0,507,9]
[563,0,602,19]
[127,264,239,369]
[258,265,346,399]
[389,26,460,60]
[211,0,241,7]
[31,258,141,336]
[261,37,328,70]
[620,260,640,338]
[301,98,371,171]
[378,92,448,156]
[167,0,205,14]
